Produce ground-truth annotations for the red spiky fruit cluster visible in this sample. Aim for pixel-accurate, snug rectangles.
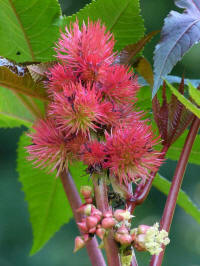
[27,19,162,185]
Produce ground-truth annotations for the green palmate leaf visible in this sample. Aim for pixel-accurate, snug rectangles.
[0,87,34,128]
[188,82,200,106]
[153,174,200,224]
[0,0,61,62]
[166,80,200,119]
[62,0,145,51]
[17,133,89,254]
[165,129,200,166]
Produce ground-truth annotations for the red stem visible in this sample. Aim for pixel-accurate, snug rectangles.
[59,169,106,266]
[93,175,121,266]
[150,117,200,266]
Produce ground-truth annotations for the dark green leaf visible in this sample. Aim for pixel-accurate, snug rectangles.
[153,174,200,224]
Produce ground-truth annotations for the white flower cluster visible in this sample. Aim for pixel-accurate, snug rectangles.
[143,223,170,255]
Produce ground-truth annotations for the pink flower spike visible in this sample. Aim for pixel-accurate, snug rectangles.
[55,20,116,82]
[80,141,106,168]
[26,119,76,176]
[74,236,85,252]
[100,64,139,104]
[104,121,163,185]
[48,82,109,137]
[101,217,116,229]
[46,63,76,94]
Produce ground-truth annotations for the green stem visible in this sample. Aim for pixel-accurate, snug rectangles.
[60,169,106,266]
[150,117,200,266]
[93,175,121,266]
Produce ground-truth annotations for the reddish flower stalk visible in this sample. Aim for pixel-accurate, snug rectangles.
[127,145,169,214]
[59,169,106,266]
[150,117,200,266]
[93,175,121,266]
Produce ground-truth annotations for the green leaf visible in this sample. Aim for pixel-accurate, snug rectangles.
[0,57,47,128]
[188,82,200,106]
[0,65,48,101]
[0,0,61,62]
[17,133,89,254]
[153,174,200,225]
[165,129,200,165]
[0,87,34,128]
[166,80,200,118]
[62,0,145,51]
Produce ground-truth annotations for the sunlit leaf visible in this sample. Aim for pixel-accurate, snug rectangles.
[166,80,200,118]
[0,0,61,62]
[188,82,200,106]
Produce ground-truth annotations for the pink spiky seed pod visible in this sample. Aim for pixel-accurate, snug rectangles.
[101,217,116,229]
[114,209,133,222]
[80,141,106,169]
[138,224,151,234]
[116,224,129,235]
[83,234,90,242]
[77,221,88,233]
[96,228,106,240]
[86,216,99,229]
[46,63,76,94]
[114,232,132,245]
[100,64,139,104]
[80,186,93,199]
[91,207,102,217]
[48,82,111,138]
[88,227,97,234]
[74,236,85,252]
[56,20,116,82]
[85,198,93,204]
[104,120,163,185]
[26,119,84,176]
[103,210,113,218]
[76,204,92,216]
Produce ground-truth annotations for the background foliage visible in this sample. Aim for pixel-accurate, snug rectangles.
[0,0,200,265]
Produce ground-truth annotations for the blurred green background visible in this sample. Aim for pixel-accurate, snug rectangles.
[1,0,200,265]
